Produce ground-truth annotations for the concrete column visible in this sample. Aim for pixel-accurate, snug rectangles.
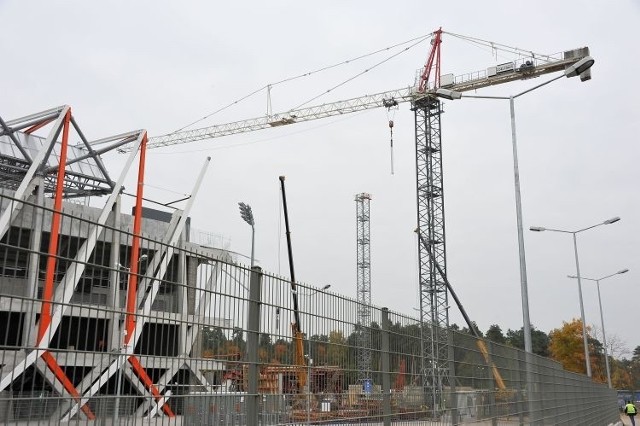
[381,307,391,426]
[246,266,262,426]
[177,234,188,354]
[107,195,122,351]
[23,180,44,349]
[186,255,198,316]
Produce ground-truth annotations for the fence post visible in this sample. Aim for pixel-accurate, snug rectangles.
[381,307,391,426]
[486,341,498,426]
[448,329,459,425]
[246,266,263,426]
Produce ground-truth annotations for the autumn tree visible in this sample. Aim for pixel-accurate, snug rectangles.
[272,339,290,364]
[549,318,605,381]
[611,358,634,389]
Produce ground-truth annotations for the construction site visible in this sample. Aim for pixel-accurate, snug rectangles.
[0,26,622,426]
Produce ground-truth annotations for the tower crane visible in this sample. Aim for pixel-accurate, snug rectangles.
[123,29,593,412]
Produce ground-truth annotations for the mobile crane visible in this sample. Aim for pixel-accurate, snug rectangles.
[278,175,308,392]
[125,28,594,412]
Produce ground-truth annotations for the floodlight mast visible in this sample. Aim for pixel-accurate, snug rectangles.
[129,31,592,417]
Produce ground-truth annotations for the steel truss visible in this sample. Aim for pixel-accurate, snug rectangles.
[0,106,117,199]
[355,193,372,384]
[413,97,450,414]
[0,107,216,422]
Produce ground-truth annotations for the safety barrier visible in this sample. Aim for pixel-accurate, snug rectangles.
[0,191,618,425]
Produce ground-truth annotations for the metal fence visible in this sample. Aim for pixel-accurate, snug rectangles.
[0,191,619,425]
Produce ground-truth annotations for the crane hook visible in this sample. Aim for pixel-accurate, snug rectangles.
[384,98,398,176]
[388,120,394,175]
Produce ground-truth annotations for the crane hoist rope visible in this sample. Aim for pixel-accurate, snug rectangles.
[384,98,399,175]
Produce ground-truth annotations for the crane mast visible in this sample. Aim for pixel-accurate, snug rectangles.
[125,32,591,416]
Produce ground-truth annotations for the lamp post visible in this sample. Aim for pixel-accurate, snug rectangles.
[298,284,330,426]
[568,268,628,388]
[435,55,595,355]
[530,216,620,377]
[238,202,255,268]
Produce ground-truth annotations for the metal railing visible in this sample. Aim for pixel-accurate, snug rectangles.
[0,191,619,425]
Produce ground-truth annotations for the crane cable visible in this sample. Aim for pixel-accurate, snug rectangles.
[168,33,433,136]
[444,31,557,63]
[385,100,399,175]
[291,35,430,111]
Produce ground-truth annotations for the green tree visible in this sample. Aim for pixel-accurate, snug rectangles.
[327,330,348,367]
[506,326,549,357]
[461,321,483,337]
[485,325,506,344]
[231,326,246,353]
[202,326,226,354]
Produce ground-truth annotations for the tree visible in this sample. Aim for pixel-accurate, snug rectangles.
[506,326,549,357]
[272,339,290,364]
[202,326,226,354]
[549,318,604,381]
[590,327,630,360]
[327,330,348,366]
[611,358,634,389]
[633,345,640,361]
[461,321,483,337]
[259,333,273,362]
[486,325,506,344]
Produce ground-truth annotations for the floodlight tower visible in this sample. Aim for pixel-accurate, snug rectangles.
[355,193,372,385]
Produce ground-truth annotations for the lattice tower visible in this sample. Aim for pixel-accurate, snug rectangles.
[355,192,372,384]
[413,97,450,413]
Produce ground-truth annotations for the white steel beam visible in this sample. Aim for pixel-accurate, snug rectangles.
[62,157,211,421]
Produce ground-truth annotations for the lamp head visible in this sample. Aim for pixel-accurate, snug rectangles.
[238,202,255,226]
[565,56,595,78]
[603,216,620,225]
[435,88,462,100]
[529,226,546,232]
[321,284,331,290]
[618,269,630,275]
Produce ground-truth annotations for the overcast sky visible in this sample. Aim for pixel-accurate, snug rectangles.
[2,1,639,355]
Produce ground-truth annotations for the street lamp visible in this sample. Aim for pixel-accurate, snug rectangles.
[434,55,594,354]
[568,268,629,388]
[529,216,620,377]
[238,202,255,268]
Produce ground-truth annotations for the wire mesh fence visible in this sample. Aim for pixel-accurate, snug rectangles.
[0,190,619,425]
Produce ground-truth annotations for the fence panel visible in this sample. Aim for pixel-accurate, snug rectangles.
[0,191,619,425]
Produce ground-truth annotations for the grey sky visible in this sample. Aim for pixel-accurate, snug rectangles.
[2,1,639,355]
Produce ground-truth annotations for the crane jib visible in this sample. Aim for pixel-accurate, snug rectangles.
[127,47,588,152]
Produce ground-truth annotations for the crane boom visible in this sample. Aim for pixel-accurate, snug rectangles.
[127,47,589,152]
